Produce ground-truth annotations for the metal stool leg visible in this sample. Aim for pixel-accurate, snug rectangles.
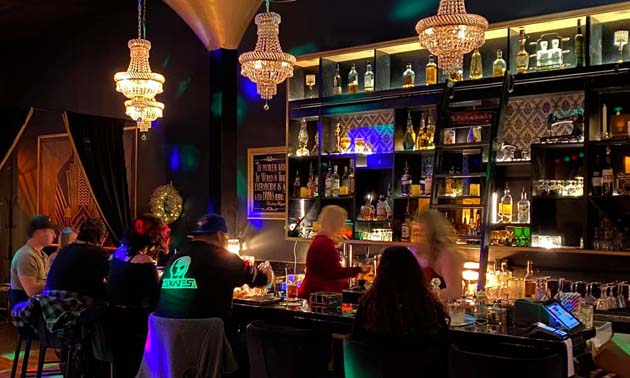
[20,336,32,378]
[10,334,23,378]
[35,345,46,378]
[65,346,73,378]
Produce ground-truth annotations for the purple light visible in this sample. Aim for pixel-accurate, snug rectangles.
[168,146,181,172]
[347,124,394,154]
[240,77,259,101]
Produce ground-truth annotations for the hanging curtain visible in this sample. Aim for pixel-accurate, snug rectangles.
[63,112,132,243]
[0,106,33,171]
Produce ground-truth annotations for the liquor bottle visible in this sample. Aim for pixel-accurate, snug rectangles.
[325,168,333,197]
[470,48,483,80]
[516,27,529,74]
[293,171,301,197]
[307,164,316,198]
[415,114,428,150]
[517,186,530,223]
[536,41,550,68]
[401,201,411,242]
[385,184,393,220]
[334,121,341,153]
[376,195,387,221]
[592,153,603,196]
[364,62,374,92]
[402,64,415,88]
[403,111,416,151]
[341,166,349,190]
[361,196,375,221]
[296,118,310,156]
[450,68,464,82]
[602,147,614,196]
[333,64,342,95]
[493,49,506,77]
[348,64,359,94]
[426,55,437,85]
[575,19,584,67]
[311,131,319,155]
[524,260,536,298]
[426,110,435,149]
[401,161,412,196]
[425,162,433,195]
[332,165,341,197]
[550,39,563,67]
[475,210,482,236]
[499,183,513,223]
[348,167,355,194]
[314,175,319,197]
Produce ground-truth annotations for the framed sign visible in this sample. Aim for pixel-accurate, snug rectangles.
[247,147,287,220]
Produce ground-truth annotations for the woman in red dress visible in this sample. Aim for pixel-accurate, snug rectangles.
[298,205,369,299]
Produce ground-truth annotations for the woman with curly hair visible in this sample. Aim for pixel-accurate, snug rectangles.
[108,215,170,377]
[414,209,463,301]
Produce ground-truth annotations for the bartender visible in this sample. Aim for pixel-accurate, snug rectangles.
[298,205,370,299]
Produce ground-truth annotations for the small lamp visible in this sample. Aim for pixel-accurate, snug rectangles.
[462,261,480,297]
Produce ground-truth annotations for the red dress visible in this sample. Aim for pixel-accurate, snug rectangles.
[298,235,362,299]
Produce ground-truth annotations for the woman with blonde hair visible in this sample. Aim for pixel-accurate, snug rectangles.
[298,205,369,299]
[414,209,463,300]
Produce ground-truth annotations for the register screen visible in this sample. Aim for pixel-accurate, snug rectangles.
[545,301,580,331]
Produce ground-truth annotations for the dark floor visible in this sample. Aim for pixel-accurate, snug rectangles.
[0,320,60,378]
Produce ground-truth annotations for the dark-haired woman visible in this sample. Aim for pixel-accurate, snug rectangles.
[352,246,450,377]
[108,215,170,378]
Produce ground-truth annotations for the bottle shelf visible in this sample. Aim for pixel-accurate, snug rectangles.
[321,196,354,200]
[589,195,630,199]
[355,219,392,223]
[288,197,318,201]
[434,204,485,210]
[488,246,630,258]
[433,173,486,179]
[589,139,630,147]
[288,155,319,160]
[394,150,435,156]
[436,195,482,199]
[393,195,432,200]
[532,196,585,200]
[437,142,488,151]
[496,160,532,167]
[530,142,585,149]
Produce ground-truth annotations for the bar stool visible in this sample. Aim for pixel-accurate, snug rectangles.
[9,289,35,378]
[0,283,10,320]
[246,320,330,378]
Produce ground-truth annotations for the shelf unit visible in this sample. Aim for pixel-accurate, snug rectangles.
[285,3,630,288]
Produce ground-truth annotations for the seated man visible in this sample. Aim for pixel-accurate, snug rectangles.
[10,215,56,304]
[48,227,78,267]
[155,213,274,323]
[45,219,109,300]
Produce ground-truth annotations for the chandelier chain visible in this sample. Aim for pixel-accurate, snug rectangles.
[137,0,142,39]
[265,0,270,13]
[142,0,147,39]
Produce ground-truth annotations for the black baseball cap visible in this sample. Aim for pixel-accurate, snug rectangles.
[188,214,228,235]
[27,215,57,236]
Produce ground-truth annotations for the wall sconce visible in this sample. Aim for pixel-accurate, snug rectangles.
[227,238,241,255]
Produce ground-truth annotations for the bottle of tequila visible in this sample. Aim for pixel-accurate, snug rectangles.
[575,19,584,67]
[517,186,530,223]
[296,118,310,156]
[333,64,342,95]
[470,48,483,80]
[402,64,415,88]
[401,161,412,196]
[493,49,506,77]
[403,111,416,151]
[426,55,437,85]
[516,28,529,74]
[332,165,340,197]
[348,64,359,94]
[499,183,513,223]
[426,110,435,149]
[364,62,374,92]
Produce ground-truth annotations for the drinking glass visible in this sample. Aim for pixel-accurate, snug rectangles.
[448,299,466,325]
[614,30,629,63]
[354,137,366,153]
[579,305,594,328]
[286,274,299,300]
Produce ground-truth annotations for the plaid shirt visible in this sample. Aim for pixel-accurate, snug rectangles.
[11,290,93,343]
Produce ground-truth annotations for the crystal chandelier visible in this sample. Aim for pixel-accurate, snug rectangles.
[114,0,165,134]
[239,0,295,110]
[416,0,488,78]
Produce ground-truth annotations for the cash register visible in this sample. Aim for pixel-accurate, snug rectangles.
[515,299,595,341]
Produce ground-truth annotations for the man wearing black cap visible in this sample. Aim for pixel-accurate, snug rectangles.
[155,213,274,321]
[10,215,57,303]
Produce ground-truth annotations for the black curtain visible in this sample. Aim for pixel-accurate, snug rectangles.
[64,112,132,243]
[0,106,33,170]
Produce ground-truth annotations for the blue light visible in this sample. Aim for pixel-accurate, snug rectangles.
[249,219,264,231]
[347,124,394,153]
[167,145,181,172]
[240,77,259,101]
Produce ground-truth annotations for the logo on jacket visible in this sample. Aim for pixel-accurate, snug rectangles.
[162,256,198,289]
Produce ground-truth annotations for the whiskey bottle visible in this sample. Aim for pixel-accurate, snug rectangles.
[332,165,341,197]
[401,161,412,196]
[602,147,614,196]
[401,201,411,242]
[499,183,513,223]
[575,19,584,67]
[426,110,435,149]
[296,118,310,156]
[307,163,316,198]
[348,167,355,194]
[325,167,333,197]
[341,166,349,190]
[517,186,530,223]
[493,49,506,77]
[361,197,375,221]
[426,55,437,85]
[524,260,536,298]
[333,64,342,95]
[402,64,415,88]
[293,171,301,198]
[470,48,483,80]
[386,184,393,220]
[592,153,603,196]
[425,162,433,195]
[516,28,529,74]
[376,195,387,221]
[364,62,374,92]
[348,64,359,94]
[403,111,416,151]
[415,114,428,150]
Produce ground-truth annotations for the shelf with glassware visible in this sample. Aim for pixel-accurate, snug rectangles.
[286,5,630,103]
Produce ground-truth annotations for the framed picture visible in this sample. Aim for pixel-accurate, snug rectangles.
[247,147,286,220]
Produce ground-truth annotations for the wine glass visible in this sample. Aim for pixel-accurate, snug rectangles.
[305,74,316,98]
[614,30,629,63]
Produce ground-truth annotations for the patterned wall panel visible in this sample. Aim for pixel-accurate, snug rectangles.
[338,111,394,153]
[502,91,585,152]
